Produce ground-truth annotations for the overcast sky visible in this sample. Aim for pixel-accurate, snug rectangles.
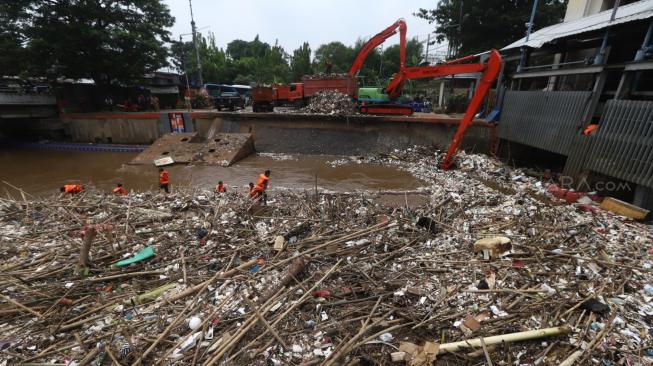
[163,0,442,52]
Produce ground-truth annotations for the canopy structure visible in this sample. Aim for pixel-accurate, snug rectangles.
[503,0,653,50]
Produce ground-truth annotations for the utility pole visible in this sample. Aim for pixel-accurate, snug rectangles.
[424,33,431,64]
[189,0,203,87]
[179,34,192,111]
[518,0,539,72]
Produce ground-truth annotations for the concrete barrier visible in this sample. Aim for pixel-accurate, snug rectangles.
[62,113,160,144]
[59,111,494,155]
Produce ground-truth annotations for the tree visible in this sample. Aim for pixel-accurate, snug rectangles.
[0,1,30,76]
[291,42,312,80]
[313,42,355,74]
[381,38,424,78]
[226,37,291,84]
[22,0,175,84]
[415,0,567,56]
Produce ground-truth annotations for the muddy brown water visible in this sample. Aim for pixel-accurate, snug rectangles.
[0,149,425,196]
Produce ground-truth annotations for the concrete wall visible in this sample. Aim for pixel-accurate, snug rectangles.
[58,111,494,155]
[63,115,160,144]
[190,113,493,155]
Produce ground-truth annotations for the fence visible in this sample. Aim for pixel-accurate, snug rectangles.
[566,99,653,189]
[498,90,591,155]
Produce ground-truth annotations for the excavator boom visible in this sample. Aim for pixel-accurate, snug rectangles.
[349,21,502,171]
[380,49,502,170]
[348,19,406,78]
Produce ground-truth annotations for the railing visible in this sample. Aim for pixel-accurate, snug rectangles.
[0,93,56,106]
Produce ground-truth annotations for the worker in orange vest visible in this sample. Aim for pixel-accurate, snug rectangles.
[60,184,83,194]
[158,168,170,193]
[113,183,128,195]
[215,181,226,193]
[253,170,270,204]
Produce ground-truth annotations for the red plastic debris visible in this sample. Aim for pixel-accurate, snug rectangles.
[312,290,331,298]
[547,184,568,199]
[565,191,584,204]
[58,298,74,306]
[578,204,598,214]
[512,259,525,268]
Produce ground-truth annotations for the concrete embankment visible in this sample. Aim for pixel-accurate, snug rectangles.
[59,111,495,155]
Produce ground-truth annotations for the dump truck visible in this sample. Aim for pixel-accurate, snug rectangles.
[252,76,358,112]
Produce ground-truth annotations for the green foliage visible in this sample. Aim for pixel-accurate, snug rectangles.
[172,33,233,85]
[173,35,292,85]
[312,38,423,87]
[19,0,175,84]
[313,42,355,74]
[414,0,567,56]
[0,1,30,76]
[174,34,423,88]
[291,42,313,80]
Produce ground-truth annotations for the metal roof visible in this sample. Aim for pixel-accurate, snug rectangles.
[503,0,653,50]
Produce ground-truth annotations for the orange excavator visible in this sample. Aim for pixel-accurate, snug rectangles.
[349,19,502,169]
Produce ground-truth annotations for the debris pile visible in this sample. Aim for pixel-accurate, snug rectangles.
[299,90,357,115]
[302,73,350,80]
[1,147,653,366]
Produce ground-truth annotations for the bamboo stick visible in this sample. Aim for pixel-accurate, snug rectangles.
[0,293,44,319]
[438,326,570,354]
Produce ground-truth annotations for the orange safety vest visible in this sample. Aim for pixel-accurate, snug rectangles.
[216,184,226,193]
[64,184,83,194]
[113,186,127,195]
[256,174,269,190]
[583,124,599,135]
[159,170,169,184]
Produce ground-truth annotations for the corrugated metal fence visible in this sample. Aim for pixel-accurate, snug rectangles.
[567,99,653,188]
[498,91,591,155]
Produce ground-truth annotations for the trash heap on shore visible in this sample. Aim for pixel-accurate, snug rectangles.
[299,90,357,115]
[1,147,652,366]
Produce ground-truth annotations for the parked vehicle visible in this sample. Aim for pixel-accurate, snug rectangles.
[204,84,245,111]
[252,86,274,112]
[252,77,357,112]
[231,85,252,105]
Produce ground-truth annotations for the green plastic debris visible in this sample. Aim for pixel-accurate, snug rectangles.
[114,246,155,267]
[125,283,176,304]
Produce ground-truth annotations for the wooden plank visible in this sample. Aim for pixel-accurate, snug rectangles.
[600,197,649,220]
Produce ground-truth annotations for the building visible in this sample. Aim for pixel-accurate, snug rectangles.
[497,0,653,210]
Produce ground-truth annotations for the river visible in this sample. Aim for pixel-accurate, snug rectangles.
[0,149,424,196]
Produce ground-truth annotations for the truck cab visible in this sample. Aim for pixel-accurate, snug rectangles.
[274,83,304,102]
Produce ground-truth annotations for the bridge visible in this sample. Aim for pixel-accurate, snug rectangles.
[0,93,58,119]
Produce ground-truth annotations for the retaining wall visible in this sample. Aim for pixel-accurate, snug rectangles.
[59,111,494,155]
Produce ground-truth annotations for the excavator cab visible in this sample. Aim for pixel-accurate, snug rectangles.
[357,87,390,104]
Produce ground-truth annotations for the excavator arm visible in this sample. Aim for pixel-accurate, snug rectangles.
[348,19,406,78]
[384,49,503,170]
